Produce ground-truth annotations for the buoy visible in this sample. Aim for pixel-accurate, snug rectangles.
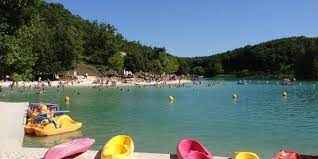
[65,96,70,103]
[232,93,238,99]
[168,96,175,103]
[282,91,288,97]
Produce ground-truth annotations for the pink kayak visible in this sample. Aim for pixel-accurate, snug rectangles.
[177,138,213,159]
[43,137,95,159]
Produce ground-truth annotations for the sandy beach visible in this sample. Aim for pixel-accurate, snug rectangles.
[0,79,192,88]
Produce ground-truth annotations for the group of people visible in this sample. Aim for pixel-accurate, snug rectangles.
[27,103,59,128]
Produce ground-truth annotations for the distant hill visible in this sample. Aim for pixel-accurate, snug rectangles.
[188,36,318,79]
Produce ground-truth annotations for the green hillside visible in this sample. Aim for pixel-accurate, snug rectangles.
[1,0,318,80]
[191,36,318,79]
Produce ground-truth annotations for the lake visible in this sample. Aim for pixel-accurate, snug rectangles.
[1,80,318,159]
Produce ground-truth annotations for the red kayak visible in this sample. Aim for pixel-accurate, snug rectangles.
[43,137,95,159]
[273,150,301,159]
[177,138,213,159]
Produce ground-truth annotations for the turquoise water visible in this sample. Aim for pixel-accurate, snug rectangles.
[1,80,318,158]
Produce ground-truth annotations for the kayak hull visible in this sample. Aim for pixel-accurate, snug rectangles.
[101,135,134,159]
[177,138,213,159]
[234,152,259,159]
[25,115,82,136]
[273,150,301,159]
[43,137,95,159]
[24,123,37,135]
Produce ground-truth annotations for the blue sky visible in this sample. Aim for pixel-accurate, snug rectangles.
[48,0,318,57]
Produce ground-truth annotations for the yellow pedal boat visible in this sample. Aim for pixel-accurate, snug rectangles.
[25,115,82,136]
[234,152,260,159]
[24,122,38,135]
[101,135,134,159]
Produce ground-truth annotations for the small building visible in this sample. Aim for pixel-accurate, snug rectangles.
[123,69,133,76]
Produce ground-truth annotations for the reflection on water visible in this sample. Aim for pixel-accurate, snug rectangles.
[23,131,83,147]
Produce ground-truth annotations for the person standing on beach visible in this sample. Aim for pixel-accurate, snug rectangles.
[5,75,9,82]
[47,79,51,87]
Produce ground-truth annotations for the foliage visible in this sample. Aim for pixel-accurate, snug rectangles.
[0,0,41,35]
[191,36,318,79]
[191,66,205,75]
[108,52,124,72]
[206,61,223,77]
[1,1,318,80]
[4,18,40,80]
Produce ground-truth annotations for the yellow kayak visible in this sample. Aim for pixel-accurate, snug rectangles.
[101,135,134,159]
[235,152,260,159]
[32,115,82,136]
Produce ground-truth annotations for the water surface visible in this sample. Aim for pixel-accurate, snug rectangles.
[1,80,318,158]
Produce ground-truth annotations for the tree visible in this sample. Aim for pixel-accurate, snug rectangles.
[4,18,41,80]
[2,0,318,80]
[165,57,179,74]
[108,52,124,72]
[192,66,205,75]
[31,18,55,79]
[0,34,8,78]
[157,53,179,74]
[150,59,163,74]
[206,61,223,77]
[278,64,293,78]
[83,22,122,67]
[0,0,42,35]
[52,25,83,72]
[312,57,318,80]
[176,59,191,75]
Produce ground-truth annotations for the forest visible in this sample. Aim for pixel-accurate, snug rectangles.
[1,0,318,80]
[194,36,318,80]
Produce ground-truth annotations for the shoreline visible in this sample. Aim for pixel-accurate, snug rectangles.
[0,79,192,88]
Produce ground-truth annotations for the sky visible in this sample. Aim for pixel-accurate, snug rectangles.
[49,0,318,57]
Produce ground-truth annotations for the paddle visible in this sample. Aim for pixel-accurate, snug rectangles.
[54,110,70,115]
